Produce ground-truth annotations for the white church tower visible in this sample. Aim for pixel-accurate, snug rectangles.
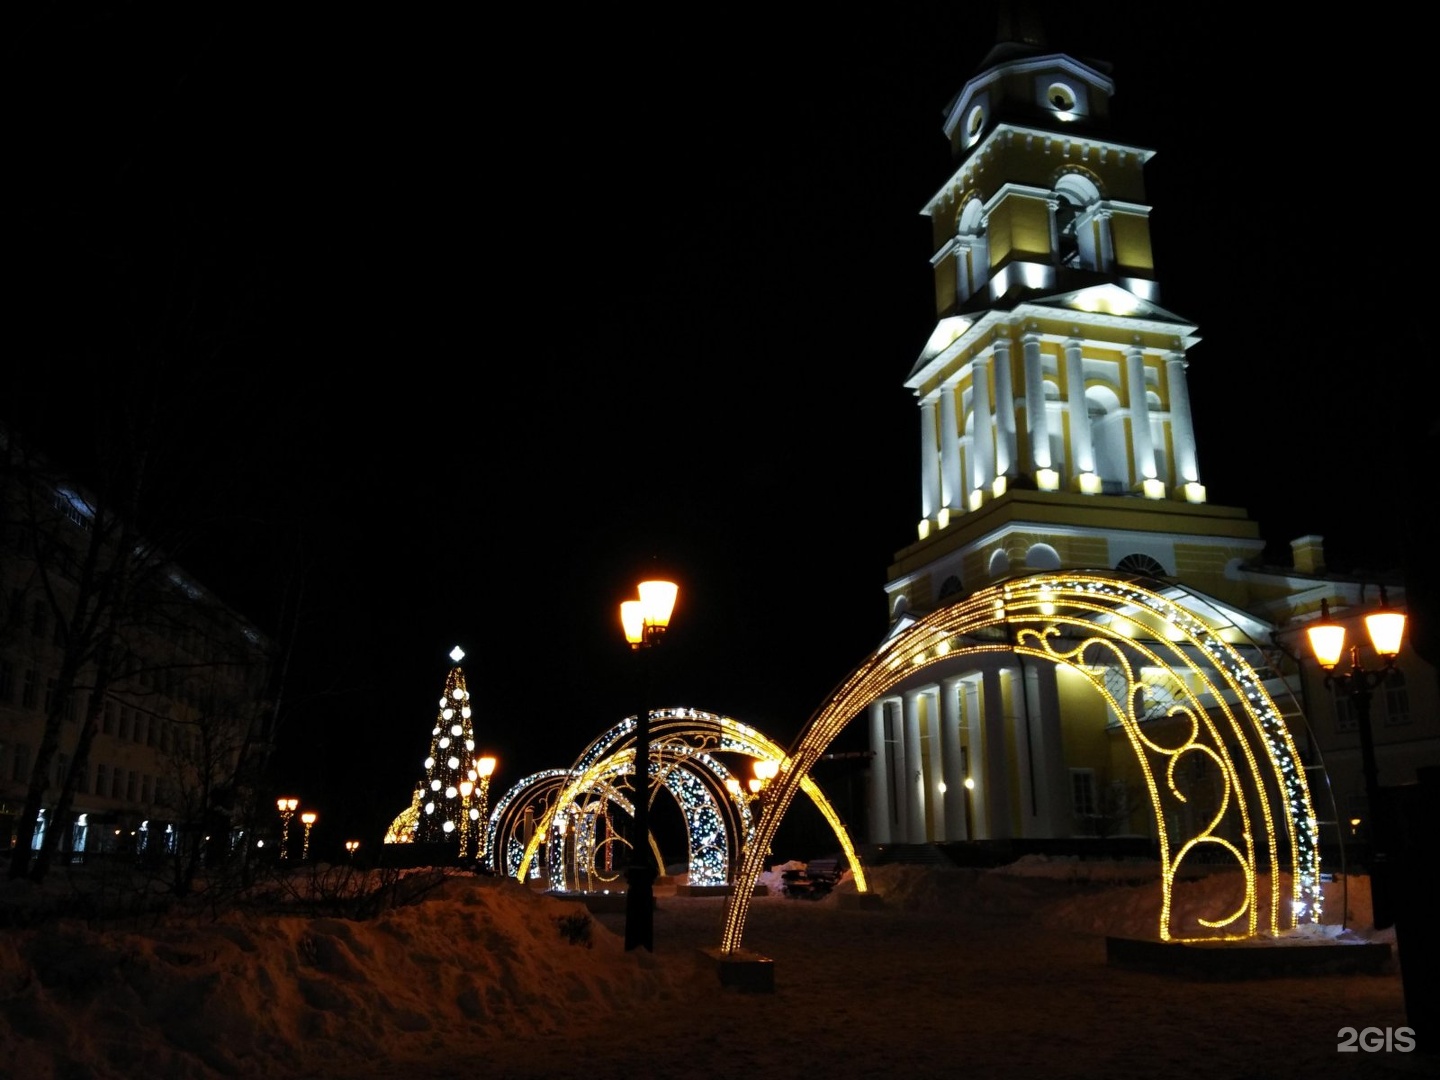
[871,11,1277,848]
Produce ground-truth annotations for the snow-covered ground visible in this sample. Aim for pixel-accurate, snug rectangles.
[0,857,1424,1079]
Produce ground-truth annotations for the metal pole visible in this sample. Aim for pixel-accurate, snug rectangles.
[625,692,654,951]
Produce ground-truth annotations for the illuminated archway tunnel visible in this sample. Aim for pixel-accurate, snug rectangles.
[720,572,1323,952]
[511,708,867,893]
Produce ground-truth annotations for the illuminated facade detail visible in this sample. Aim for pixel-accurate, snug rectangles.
[721,573,1320,952]
[510,709,865,895]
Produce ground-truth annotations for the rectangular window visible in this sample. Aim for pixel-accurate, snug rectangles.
[13,743,31,782]
[103,700,116,735]
[111,768,124,799]
[140,775,151,804]
[1383,671,1411,726]
[44,678,57,714]
[76,760,88,794]
[1071,768,1098,817]
[1332,686,1358,733]
[7,589,24,626]
[134,714,146,744]
[21,668,38,709]
[119,707,132,740]
[146,717,157,748]
[126,771,137,801]
[30,600,47,639]
[0,660,13,703]
[55,753,67,787]
[96,763,108,797]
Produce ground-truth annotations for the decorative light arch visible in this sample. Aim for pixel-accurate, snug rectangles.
[720,572,1321,952]
[512,708,867,893]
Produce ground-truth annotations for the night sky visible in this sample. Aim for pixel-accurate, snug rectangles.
[7,5,1430,845]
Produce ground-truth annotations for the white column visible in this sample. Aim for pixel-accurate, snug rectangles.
[923,686,944,840]
[954,240,973,305]
[1096,209,1114,272]
[981,665,1012,839]
[887,698,908,842]
[1125,344,1155,482]
[1166,350,1200,485]
[940,677,967,841]
[939,382,962,515]
[1022,331,1050,470]
[1065,336,1094,477]
[902,690,926,842]
[867,698,892,844]
[971,358,995,497]
[1018,662,1067,836]
[920,396,941,522]
[992,337,1017,480]
[963,679,987,837]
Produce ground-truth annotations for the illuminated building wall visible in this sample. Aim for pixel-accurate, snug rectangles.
[870,23,1440,853]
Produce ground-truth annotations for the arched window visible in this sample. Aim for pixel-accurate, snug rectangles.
[1086,385,1126,493]
[1053,173,1105,271]
[938,575,964,601]
[1115,552,1168,578]
[1026,543,1061,570]
[955,198,989,305]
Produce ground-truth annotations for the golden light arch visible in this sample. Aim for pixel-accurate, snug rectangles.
[514,708,868,893]
[720,571,1323,952]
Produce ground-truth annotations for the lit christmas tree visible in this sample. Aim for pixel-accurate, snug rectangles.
[414,646,485,848]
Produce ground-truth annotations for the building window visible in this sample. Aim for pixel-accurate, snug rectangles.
[1332,685,1358,732]
[112,768,124,799]
[103,700,116,735]
[1383,671,1411,726]
[96,763,109,797]
[44,678,57,714]
[30,600,47,639]
[141,775,151,804]
[0,660,12,703]
[12,743,31,782]
[1071,768,1098,818]
[147,718,158,748]
[22,668,38,709]
[134,714,146,744]
[76,759,88,794]
[126,771,137,801]
[119,706,132,740]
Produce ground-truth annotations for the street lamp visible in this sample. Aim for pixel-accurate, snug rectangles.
[345,840,359,859]
[619,578,678,952]
[1306,594,1406,928]
[277,797,298,860]
[474,755,497,863]
[300,811,318,862]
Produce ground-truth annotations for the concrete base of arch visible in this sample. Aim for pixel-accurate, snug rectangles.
[1105,935,1392,978]
[698,946,775,992]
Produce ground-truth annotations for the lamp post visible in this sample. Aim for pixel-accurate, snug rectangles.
[345,840,359,860]
[300,811,318,862]
[277,797,298,860]
[1306,594,1406,929]
[474,755,497,864]
[619,578,678,952]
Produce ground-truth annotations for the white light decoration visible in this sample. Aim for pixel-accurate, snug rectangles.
[431,780,442,791]
[445,785,457,799]
[424,801,435,814]
[442,820,455,833]
[450,646,465,663]
[466,739,475,751]
[424,757,435,770]
[439,737,451,749]
[442,708,454,720]
[451,688,464,701]
[447,756,460,770]
[462,706,472,718]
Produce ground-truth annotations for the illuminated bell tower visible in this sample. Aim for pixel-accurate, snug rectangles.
[886,15,1265,620]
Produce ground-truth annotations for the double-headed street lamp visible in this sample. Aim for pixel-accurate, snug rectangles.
[1306,593,1406,929]
[619,578,678,953]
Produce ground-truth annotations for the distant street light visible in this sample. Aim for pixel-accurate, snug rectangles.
[619,578,678,952]
[345,840,360,859]
[300,811,318,862]
[277,797,299,860]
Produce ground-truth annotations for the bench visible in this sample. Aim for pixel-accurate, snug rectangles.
[781,857,846,900]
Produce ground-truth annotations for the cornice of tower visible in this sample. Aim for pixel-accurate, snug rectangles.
[906,295,1199,394]
[924,124,1154,221]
